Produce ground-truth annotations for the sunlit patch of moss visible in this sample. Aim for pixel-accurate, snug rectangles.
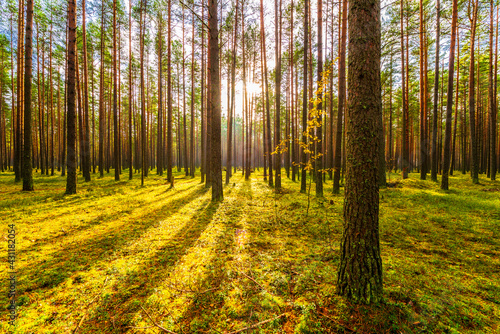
[0,170,499,333]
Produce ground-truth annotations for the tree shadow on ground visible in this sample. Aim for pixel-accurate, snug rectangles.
[11,186,210,309]
[80,200,221,332]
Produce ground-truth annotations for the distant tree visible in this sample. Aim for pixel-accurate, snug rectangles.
[337,0,383,303]
[468,0,479,184]
[441,0,458,190]
[431,0,440,182]
[208,0,222,201]
[333,0,347,194]
[66,0,77,194]
[22,0,34,191]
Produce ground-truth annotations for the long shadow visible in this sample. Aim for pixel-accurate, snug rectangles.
[177,180,256,332]
[9,186,210,309]
[80,200,221,332]
[18,184,207,256]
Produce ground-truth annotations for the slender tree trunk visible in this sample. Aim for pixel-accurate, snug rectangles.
[82,0,91,181]
[431,0,440,181]
[66,0,78,194]
[488,0,496,180]
[111,0,119,180]
[260,0,273,187]
[22,0,34,191]
[274,0,282,191]
[451,24,460,175]
[300,0,309,193]
[401,0,409,178]
[167,0,173,184]
[226,0,239,184]
[190,11,195,177]
[99,2,105,178]
[157,12,163,176]
[315,0,323,196]
[441,0,458,190]
[129,0,133,179]
[333,0,347,193]
[419,0,427,180]
[469,0,479,184]
[209,0,223,201]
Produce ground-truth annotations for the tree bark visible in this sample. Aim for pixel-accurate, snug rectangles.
[22,0,34,191]
[315,0,323,197]
[333,0,347,193]
[441,0,458,190]
[66,0,78,194]
[337,0,383,304]
[469,0,479,184]
[209,0,223,201]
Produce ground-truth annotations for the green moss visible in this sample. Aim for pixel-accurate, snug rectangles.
[0,170,498,333]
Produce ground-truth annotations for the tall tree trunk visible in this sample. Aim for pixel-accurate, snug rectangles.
[82,0,91,181]
[129,0,133,180]
[441,0,458,190]
[112,0,119,180]
[260,0,273,187]
[401,0,409,178]
[419,0,427,180]
[140,0,148,186]
[431,0,439,181]
[99,2,105,178]
[488,0,496,180]
[300,0,309,193]
[469,0,479,184]
[226,0,239,184]
[157,12,163,176]
[22,0,34,191]
[167,0,173,184]
[337,0,383,303]
[450,24,460,175]
[190,11,195,177]
[66,0,78,194]
[315,0,323,196]
[274,0,282,191]
[208,0,223,201]
[333,0,347,193]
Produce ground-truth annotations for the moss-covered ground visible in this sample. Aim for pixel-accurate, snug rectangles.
[1,169,499,333]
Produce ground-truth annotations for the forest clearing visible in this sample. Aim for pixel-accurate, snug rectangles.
[1,170,499,333]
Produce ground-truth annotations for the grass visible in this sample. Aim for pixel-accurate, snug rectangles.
[1,168,499,333]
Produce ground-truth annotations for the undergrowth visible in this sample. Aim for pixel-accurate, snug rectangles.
[0,169,499,333]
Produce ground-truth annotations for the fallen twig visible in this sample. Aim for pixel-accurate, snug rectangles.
[141,306,179,334]
[236,269,266,291]
[225,313,287,334]
[73,277,109,334]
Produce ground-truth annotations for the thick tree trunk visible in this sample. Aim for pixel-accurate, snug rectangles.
[337,0,383,304]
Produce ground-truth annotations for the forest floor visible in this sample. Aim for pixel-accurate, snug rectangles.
[0,168,499,333]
